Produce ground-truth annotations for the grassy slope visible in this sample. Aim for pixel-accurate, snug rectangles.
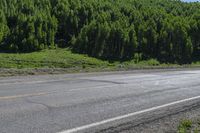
[0,49,199,76]
[0,49,111,69]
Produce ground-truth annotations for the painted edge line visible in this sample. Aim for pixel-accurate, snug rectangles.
[59,95,200,133]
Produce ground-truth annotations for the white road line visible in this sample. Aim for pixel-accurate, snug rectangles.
[59,95,200,133]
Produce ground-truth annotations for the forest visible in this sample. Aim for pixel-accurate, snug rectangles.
[0,0,199,64]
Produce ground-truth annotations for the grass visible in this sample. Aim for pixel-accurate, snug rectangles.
[0,49,111,69]
[0,48,199,76]
[178,120,193,133]
[193,61,200,66]
[178,119,200,133]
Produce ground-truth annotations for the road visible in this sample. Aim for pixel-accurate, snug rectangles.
[0,69,200,133]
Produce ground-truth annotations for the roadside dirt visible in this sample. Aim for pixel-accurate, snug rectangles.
[100,105,200,133]
[1,67,200,77]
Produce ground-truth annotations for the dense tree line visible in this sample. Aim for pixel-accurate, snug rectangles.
[0,0,199,64]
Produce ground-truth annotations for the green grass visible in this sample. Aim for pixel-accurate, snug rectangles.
[0,49,111,69]
[178,120,193,133]
[178,119,200,133]
[193,61,200,65]
[0,48,199,76]
[0,48,165,69]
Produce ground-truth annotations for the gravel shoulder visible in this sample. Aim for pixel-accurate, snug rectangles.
[97,100,200,133]
[1,66,200,77]
[125,106,200,133]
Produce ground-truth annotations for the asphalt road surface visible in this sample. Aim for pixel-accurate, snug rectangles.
[1,69,200,133]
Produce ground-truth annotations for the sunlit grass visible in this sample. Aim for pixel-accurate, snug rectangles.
[0,48,198,73]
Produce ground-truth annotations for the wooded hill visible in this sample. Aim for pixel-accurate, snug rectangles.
[0,0,199,64]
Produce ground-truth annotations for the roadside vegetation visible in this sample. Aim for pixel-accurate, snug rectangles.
[178,119,200,133]
[1,48,200,77]
[0,48,183,70]
[0,49,109,69]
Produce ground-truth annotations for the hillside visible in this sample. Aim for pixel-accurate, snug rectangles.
[0,0,200,65]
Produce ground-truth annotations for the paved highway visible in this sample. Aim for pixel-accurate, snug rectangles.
[0,69,200,133]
